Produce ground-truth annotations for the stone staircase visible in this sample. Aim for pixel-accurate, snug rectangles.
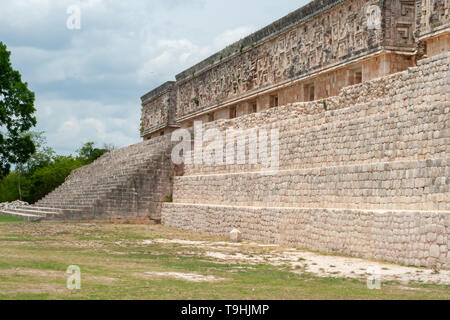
[161,53,450,269]
[0,135,175,221]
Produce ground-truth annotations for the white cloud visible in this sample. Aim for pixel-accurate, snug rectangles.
[138,38,214,83]
[35,96,139,155]
[137,26,255,83]
[213,26,256,49]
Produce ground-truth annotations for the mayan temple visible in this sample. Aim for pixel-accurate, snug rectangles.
[2,0,449,269]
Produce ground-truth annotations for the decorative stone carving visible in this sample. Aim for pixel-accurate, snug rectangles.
[366,5,382,30]
[175,0,389,120]
[140,81,177,137]
[418,0,450,35]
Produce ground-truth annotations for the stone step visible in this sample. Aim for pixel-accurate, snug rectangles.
[23,206,65,212]
[5,206,75,220]
[38,180,152,203]
[0,209,44,222]
[5,206,83,220]
[30,206,84,212]
[37,205,90,212]
[38,202,96,208]
[6,207,61,215]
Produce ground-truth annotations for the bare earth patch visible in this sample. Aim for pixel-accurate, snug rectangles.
[143,239,450,285]
[0,268,116,283]
[142,272,227,282]
[0,283,68,296]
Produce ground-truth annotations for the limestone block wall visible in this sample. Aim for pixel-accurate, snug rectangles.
[162,52,450,268]
[183,101,448,175]
[163,205,450,269]
[175,158,449,211]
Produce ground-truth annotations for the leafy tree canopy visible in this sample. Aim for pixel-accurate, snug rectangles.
[77,141,114,164]
[0,42,37,178]
[23,131,55,174]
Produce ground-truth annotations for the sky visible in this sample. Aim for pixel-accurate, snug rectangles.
[1,0,308,155]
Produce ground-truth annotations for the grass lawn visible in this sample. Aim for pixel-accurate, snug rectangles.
[0,216,449,300]
[0,215,25,223]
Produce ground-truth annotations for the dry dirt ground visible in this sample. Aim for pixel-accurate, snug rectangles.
[0,217,449,300]
[142,239,450,285]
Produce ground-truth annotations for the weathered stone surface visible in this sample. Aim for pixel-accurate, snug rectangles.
[141,81,177,138]
[230,229,242,243]
[29,135,177,221]
[162,204,450,269]
[162,52,450,269]
[175,0,416,122]
[417,0,450,37]
[175,157,450,211]
[430,244,441,258]
[0,201,29,210]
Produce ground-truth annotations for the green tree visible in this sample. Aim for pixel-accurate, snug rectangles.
[15,131,55,200]
[9,132,36,200]
[76,141,113,164]
[25,155,85,203]
[0,172,20,202]
[0,42,37,179]
[23,131,55,174]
